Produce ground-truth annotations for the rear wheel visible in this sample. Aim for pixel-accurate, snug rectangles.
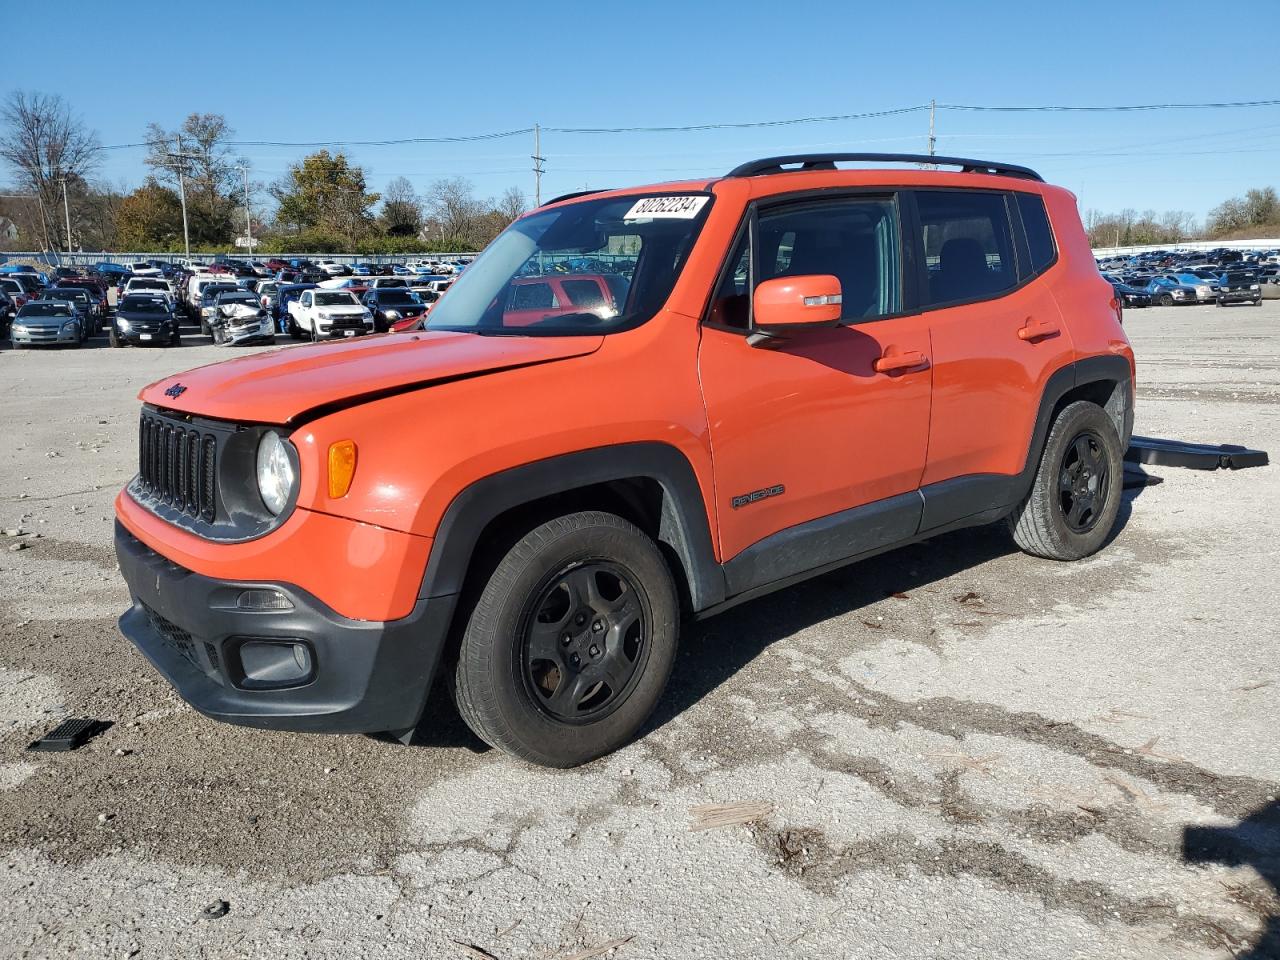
[453,511,679,767]
[1008,401,1123,561]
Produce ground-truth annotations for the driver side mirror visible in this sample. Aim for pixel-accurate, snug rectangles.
[749,274,843,346]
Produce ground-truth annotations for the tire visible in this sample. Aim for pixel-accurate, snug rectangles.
[199,316,210,336]
[109,327,121,348]
[1158,294,1174,306]
[1254,299,1262,306]
[1007,400,1123,562]
[1217,299,1225,307]
[453,511,679,767]
[309,319,320,342]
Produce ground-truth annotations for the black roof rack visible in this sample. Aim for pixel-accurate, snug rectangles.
[541,188,610,207]
[725,153,1043,182]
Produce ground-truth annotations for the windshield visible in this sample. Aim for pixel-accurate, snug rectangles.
[19,303,71,317]
[315,292,358,306]
[427,192,712,336]
[377,290,420,305]
[121,298,169,313]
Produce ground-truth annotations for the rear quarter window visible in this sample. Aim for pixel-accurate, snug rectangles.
[1015,193,1057,273]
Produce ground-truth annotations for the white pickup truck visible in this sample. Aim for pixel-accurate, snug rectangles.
[287,288,375,340]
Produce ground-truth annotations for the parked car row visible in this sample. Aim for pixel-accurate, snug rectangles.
[1096,247,1275,309]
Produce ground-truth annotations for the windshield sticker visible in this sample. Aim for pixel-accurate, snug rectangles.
[623,195,709,221]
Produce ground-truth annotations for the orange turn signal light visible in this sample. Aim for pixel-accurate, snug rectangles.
[327,440,358,499]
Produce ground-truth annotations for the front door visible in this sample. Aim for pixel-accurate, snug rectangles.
[698,193,933,570]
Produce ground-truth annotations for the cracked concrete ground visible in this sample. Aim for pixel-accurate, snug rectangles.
[0,303,1276,959]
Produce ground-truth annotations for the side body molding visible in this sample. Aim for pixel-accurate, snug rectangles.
[418,442,726,611]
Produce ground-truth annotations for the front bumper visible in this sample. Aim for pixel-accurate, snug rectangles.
[1218,290,1260,302]
[114,521,456,734]
[118,322,178,344]
[11,324,80,345]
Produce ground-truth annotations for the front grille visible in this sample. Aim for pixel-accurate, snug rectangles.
[143,603,199,668]
[139,413,217,522]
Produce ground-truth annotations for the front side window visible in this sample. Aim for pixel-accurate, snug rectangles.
[917,190,1018,307]
[427,192,712,336]
[756,197,902,322]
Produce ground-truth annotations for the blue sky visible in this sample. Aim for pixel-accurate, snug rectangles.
[4,0,1277,223]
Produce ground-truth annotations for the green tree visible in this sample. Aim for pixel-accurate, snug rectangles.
[271,150,379,238]
[379,176,422,237]
[114,180,184,249]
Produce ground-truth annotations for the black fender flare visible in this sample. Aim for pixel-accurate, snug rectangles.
[418,442,726,612]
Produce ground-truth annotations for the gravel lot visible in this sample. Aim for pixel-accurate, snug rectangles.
[0,302,1277,960]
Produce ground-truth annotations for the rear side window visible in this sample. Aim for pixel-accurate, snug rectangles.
[562,279,608,310]
[916,190,1017,307]
[1015,193,1056,273]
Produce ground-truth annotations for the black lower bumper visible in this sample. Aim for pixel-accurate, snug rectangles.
[114,521,456,734]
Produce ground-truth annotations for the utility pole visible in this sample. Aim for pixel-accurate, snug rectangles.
[532,123,545,207]
[928,99,937,158]
[164,138,198,259]
[237,163,252,254]
[59,176,73,252]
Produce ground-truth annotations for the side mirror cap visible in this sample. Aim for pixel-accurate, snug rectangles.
[752,274,843,338]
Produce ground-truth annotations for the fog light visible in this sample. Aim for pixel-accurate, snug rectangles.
[237,589,294,611]
[237,640,313,689]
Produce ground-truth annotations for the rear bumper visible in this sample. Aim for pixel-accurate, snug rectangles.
[114,521,456,734]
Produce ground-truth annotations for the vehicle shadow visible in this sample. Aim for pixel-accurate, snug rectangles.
[1184,799,1280,958]
[648,484,1144,736]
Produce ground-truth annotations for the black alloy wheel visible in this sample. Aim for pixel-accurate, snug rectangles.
[1058,431,1111,535]
[521,562,648,723]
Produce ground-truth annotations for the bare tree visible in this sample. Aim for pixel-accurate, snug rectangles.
[424,177,489,247]
[0,90,101,248]
[145,113,241,244]
[495,186,527,223]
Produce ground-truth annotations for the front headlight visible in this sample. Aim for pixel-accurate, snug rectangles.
[61,319,79,333]
[117,317,131,330]
[384,310,401,320]
[1250,284,1260,290]
[11,324,25,334]
[255,431,296,516]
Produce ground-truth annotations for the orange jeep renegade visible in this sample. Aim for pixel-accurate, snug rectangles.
[115,153,1135,767]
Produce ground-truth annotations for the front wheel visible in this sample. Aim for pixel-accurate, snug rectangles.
[1158,294,1174,306]
[109,327,121,348]
[1007,400,1123,561]
[453,511,679,767]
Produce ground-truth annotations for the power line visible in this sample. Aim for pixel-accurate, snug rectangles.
[939,99,1280,113]
[95,98,1280,152]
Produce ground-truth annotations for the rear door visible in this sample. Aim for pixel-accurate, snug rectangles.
[912,188,1074,525]
[698,192,933,567]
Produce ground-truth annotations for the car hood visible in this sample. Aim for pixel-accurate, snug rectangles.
[140,329,605,425]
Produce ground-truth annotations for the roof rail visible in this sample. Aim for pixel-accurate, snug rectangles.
[541,188,610,207]
[725,153,1043,182]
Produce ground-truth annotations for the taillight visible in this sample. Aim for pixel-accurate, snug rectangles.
[1109,295,1123,326]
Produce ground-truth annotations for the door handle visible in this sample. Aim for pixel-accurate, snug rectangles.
[1018,317,1061,341]
[872,349,929,374]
